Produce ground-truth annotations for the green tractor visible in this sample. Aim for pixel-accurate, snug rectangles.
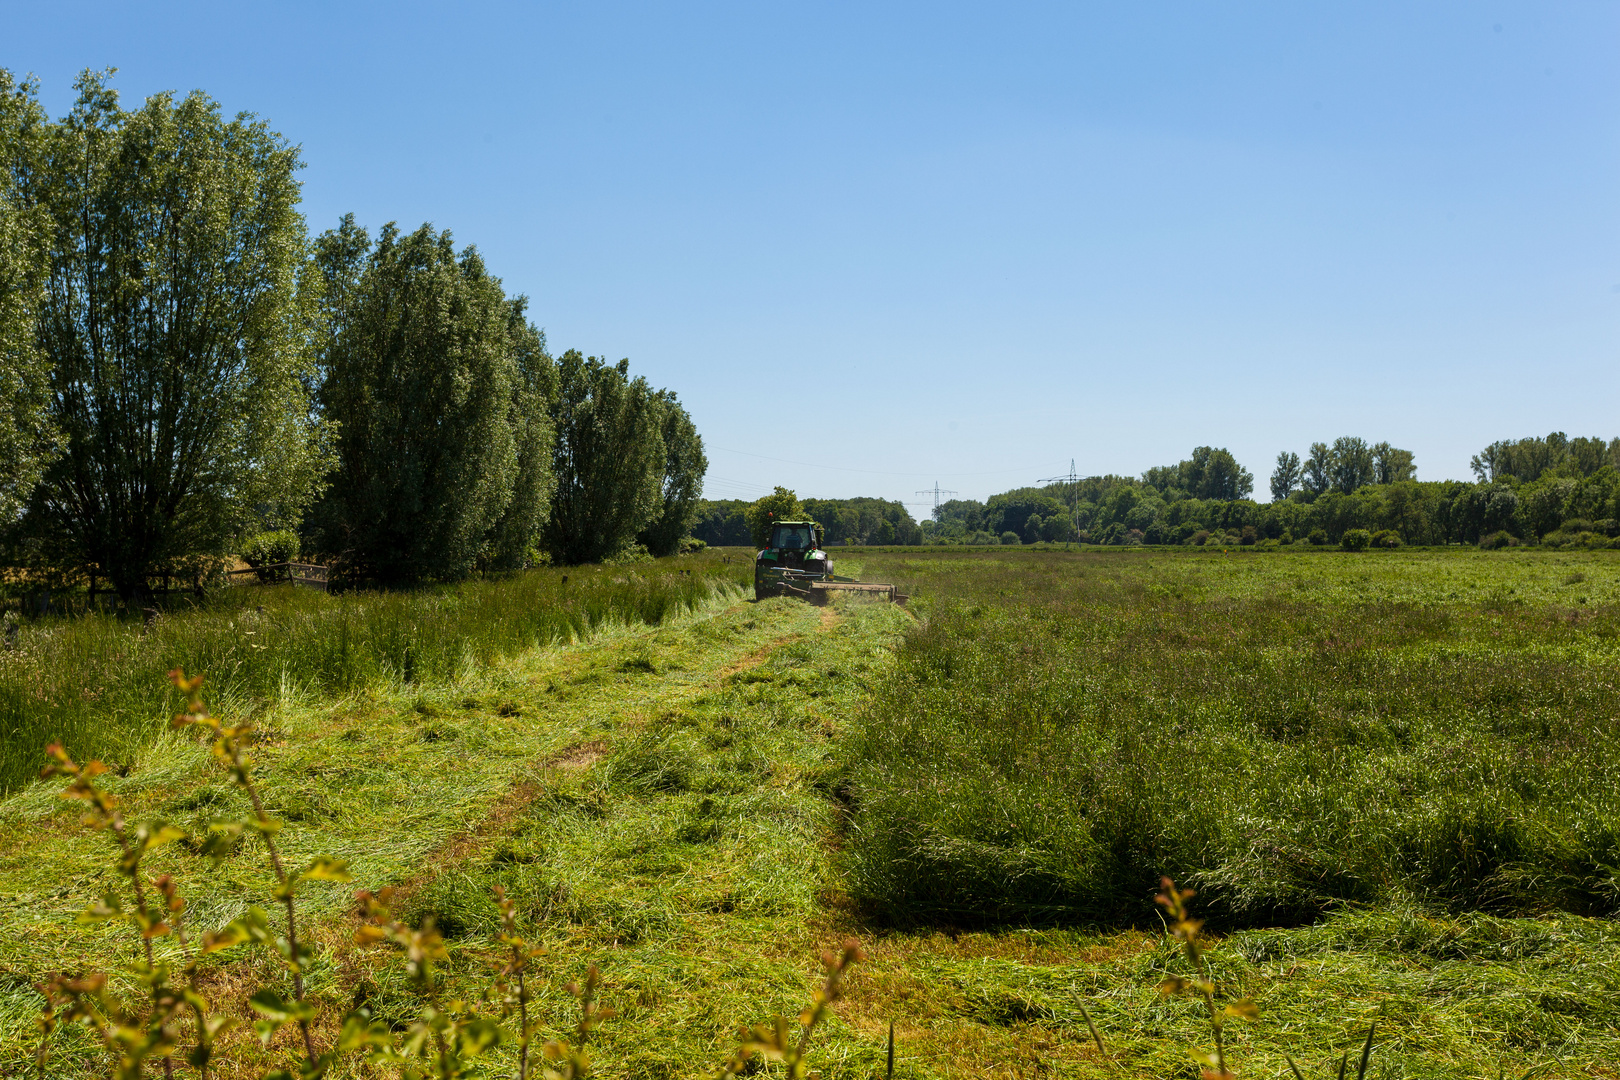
[754,519,905,603]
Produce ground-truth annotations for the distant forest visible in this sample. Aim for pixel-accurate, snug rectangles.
[694,496,923,547]
[697,432,1620,550]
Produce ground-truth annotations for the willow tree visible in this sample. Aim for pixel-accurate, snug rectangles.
[637,390,707,556]
[0,72,57,524]
[309,218,536,582]
[542,351,664,564]
[15,70,329,600]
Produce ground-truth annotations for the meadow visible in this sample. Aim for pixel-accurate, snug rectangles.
[841,546,1620,926]
[1,546,1618,1078]
[0,553,752,794]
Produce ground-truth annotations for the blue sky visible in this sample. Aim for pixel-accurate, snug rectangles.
[5,2,1617,511]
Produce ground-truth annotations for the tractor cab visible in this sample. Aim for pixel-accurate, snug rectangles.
[769,521,821,551]
[754,519,831,598]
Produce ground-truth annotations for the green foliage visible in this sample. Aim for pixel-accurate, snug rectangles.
[745,486,803,548]
[309,218,533,583]
[636,391,707,557]
[690,499,752,547]
[1339,527,1371,551]
[543,352,665,565]
[1269,451,1301,502]
[1473,431,1620,483]
[1143,446,1253,500]
[10,70,332,600]
[240,531,301,582]
[484,302,560,571]
[802,496,920,545]
[1371,440,1416,484]
[0,72,58,524]
[703,497,922,549]
[998,530,1020,545]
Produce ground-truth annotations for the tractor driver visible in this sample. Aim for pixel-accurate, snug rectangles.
[776,525,812,550]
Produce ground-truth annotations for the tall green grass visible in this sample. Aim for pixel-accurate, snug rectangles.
[841,548,1620,925]
[0,553,751,793]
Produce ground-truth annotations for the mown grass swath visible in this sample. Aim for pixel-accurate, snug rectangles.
[840,547,1620,925]
[0,553,750,794]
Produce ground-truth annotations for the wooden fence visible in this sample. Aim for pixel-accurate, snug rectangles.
[224,562,330,591]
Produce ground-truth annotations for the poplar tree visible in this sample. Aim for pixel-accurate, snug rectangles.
[542,351,664,564]
[13,70,330,600]
[483,304,557,569]
[310,219,532,582]
[637,390,707,557]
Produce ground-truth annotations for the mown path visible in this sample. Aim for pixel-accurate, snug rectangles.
[0,591,915,1076]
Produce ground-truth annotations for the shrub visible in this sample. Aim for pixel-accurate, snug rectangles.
[1480,530,1519,550]
[1307,529,1328,546]
[605,542,654,565]
[999,531,1021,546]
[1369,529,1402,549]
[1340,529,1372,551]
[678,536,708,554]
[1240,525,1258,545]
[241,530,301,582]
[1190,530,1211,547]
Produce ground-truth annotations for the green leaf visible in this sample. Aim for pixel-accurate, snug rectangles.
[300,856,351,883]
[204,907,273,953]
[200,822,244,861]
[459,1016,502,1056]
[335,1010,393,1053]
[77,894,124,923]
[249,989,296,1022]
[249,988,316,1026]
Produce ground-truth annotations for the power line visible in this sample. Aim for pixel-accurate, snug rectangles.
[713,445,1068,479]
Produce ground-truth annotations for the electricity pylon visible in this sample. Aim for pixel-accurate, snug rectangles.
[916,481,958,515]
[1038,459,1082,540]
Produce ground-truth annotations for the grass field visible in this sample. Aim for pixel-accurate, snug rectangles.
[1,547,1617,1078]
[0,552,753,794]
[842,546,1620,924]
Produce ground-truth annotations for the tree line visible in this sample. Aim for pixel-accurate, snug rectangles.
[0,71,706,600]
[693,492,923,548]
[692,431,1620,553]
[927,433,1620,549]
